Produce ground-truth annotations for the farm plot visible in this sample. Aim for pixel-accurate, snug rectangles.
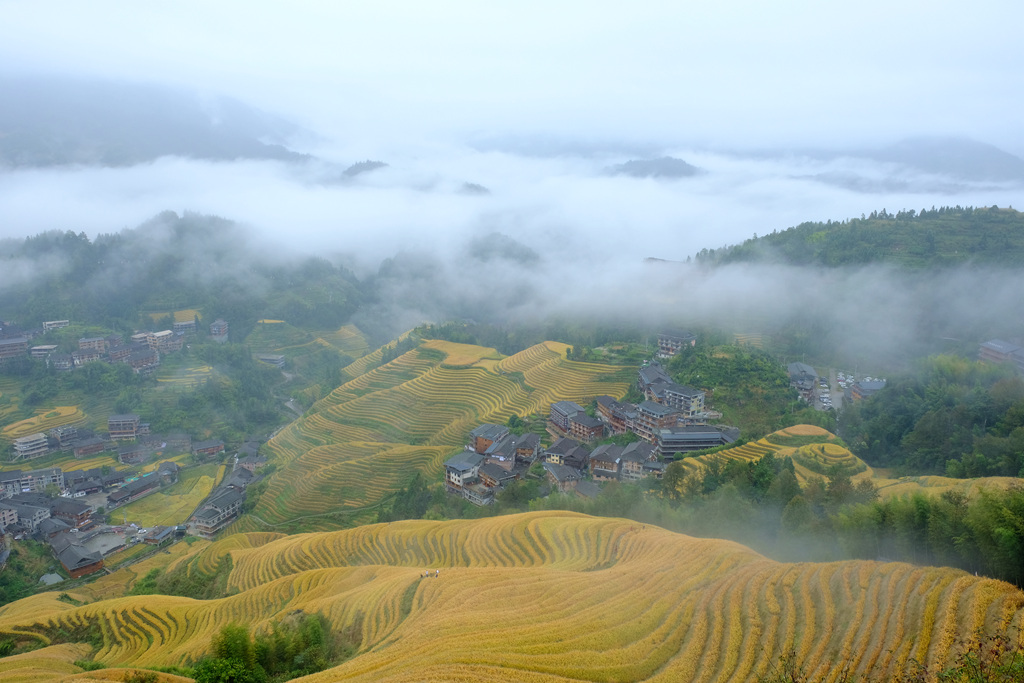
[117,465,218,528]
[0,512,1020,681]
[1,406,85,440]
[316,323,371,358]
[258,340,630,525]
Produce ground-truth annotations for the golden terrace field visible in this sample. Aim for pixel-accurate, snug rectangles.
[680,425,1016,499]
[1,406,85,440]
[0,512,1020,682]
[255,340,634,525]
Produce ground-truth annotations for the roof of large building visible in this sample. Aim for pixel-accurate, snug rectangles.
[637,400,679,417]
[570,413,603,429]
[445,450,485,472]
[543,462,582,483]
[469,424,509,441]
[980,339,1022,355]
[551,401,585,416]
[590,444,623,464]
[620,441,656,462]
[787,362,817,378]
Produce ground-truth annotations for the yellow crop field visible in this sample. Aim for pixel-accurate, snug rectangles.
[675,426,1019,500]
[316,323,371,358]
[0,512,1019,681]
[116,468,216,528]
[2,406,85,439]
[256,340,631,525]
[155,364,212,385]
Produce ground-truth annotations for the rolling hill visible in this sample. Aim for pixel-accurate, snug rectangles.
[243,339,634,529]
[676,425,1018,499]
[0,512,1020,681]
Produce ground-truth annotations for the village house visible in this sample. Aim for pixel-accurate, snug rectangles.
[173,319,197,335]
[30,344,57,359]
[236,453,267,473]
[619,441,658,481]
[118,443,149,465]
[42,320,69,332]
[53,536,104,578]
[595,396,637,435]
[0,503,19,530]
[210,319,229,342]
[78,336,107,352]
[847,380,887,402]
[193,439,225,457]
[73,436,107,459]
[108,414,141,441]
[0,336,28,363]
[49,425,79,450]
[469,424,510,454]
[106,474,163,509]
[72,349,103,366]
[126,348,160,374]
[568,412,604,442]
[444,450,485,495]
[51,498,93,529]
[634,401,682,443]
[543,462,582,493]
[978,339,1024,371]
[657,330,697,358]
[193,489,245,539]
[544,437,590,471]
[478,462,519,489]
[550,401,585,432]
[787,362,818,401]
[143,525,175,545]
[589,445,622,481]
[0,468,64,498]
[655,426,737,459]
[13,433,49,461]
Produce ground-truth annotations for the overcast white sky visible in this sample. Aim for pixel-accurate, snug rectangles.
[2,0,1022,152]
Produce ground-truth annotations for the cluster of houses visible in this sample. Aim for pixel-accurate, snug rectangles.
[10,413,227,467]
[0,437,265,579]
[444,341,739,506]
[0,317,230,372]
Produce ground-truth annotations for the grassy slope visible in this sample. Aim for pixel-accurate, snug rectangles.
[0,512,1020,681]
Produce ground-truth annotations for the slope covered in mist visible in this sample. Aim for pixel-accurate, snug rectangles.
[0,511,1020,682]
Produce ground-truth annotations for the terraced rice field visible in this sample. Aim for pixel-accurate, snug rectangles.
[256,341,631,525]
[117,466,218,528]
[316,323,371,358]
[155,363,212,386]
[676,426,1017,500]
[146,309,200,324]
[677,426,871,486]
[0,512,1020,682]
[1,406,85,439]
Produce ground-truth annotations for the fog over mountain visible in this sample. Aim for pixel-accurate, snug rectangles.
[0,2,1021,369]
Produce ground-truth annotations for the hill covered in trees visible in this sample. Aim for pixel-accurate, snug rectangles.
[694,205,1024,268]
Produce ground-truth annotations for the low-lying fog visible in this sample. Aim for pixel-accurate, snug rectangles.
[1,147,1020,272]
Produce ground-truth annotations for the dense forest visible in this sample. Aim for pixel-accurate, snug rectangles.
[694,205,1024,268]
[839,355,1024,476]
[666,339,834,437]
[0,212,362,340]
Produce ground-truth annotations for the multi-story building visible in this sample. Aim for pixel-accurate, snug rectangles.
[634,401,681,443]
[108,414,141,440]
[657,330,697,358]
[78,337,107,352]
[0,468,64,497]
[13,433,49,461]
[0,337,28,363]
[550,401,585,432]
[210,319,229,342]
[192,489,244,538]
[42,320,70,332]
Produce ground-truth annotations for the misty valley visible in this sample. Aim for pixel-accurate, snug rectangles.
[1,72,1024,682]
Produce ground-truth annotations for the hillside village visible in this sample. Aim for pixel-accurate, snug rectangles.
[0,326,1017,587]
[444,333,743,506]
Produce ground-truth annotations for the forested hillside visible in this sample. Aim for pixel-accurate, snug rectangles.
[839,355,1024,477]
[695,205,1024,268]
[0,212,361,340]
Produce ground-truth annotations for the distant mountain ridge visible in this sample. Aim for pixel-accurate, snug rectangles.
[605,156,701,178]
[0,76,310,167]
